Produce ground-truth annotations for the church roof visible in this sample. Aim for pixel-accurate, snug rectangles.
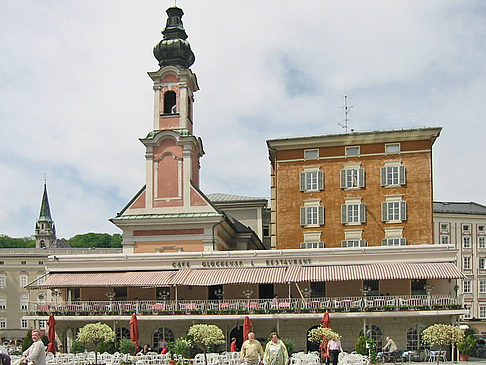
[38,183,53,222]
[434,201,486,215]
[207,193,268,203]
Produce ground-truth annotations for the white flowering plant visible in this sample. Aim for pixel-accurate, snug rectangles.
[307,326,341,344]
[187,324,225,365]
[422,324,464,365]
[77,322,116,364]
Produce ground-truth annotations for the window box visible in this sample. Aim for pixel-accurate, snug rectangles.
[36,311,48,316]
[157,310,171,315]
[189,309,202,315]
[431,304,446,310]
[107,310,119,315]
[92,310,103,315]
[141,310,152,315]
[349,306,361,312]
[78,310,90,315]
[206,309,217,314]
[63,310,75,316]
[333,307,345,312]
[51,311,62,316]
[121,309,132,315]
[382,306,396,311]
[173,310,184,315]
[365,306,379,312]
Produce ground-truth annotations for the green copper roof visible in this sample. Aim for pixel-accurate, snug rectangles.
[153,7,195,69]
[38,183,53,222]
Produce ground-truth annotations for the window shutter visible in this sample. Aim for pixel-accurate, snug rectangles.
[318,241,325,248]
[399,165,406,185]
[400,201,407,221]
[359,204,367,223]
[300,172,306,192]
[300,207,306,226]
[341,205,347,224]
[318,170,324,191]
[319,206,325,226]
[382,239,387,246]
[300,242,305,249]
[340,170,346,189]
[359,168,365,188]
[382,202,388,222]
[400,238,407,246]
[341,240,347,247]
[359,240,367,247]
[380,167,387,186]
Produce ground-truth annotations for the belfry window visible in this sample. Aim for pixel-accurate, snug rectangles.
[164,91,177,114]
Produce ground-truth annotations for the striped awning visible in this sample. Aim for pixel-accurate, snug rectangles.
[34,271,177,288]
[170,267,287,286]
[284,262,464,282]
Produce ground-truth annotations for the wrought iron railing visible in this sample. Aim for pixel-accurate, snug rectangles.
[29,294,462,316]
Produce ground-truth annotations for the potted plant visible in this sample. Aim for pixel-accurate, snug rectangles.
[187,324,225,365]
[77,322,116,365]
[119,338,136,356]
[457,334,477,361]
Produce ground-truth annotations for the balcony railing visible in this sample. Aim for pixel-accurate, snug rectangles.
[29,294,462,316]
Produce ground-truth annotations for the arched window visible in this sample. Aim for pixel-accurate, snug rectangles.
[407,324,426,350]
[306,325,321,352]
[116,327,130,342]
[164,91,177,114]
[360,324,383,349]
[229,326,243,352]
[153,327,175,350]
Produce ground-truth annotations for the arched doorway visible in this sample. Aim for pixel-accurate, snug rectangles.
[229,326,244,352]
[307,325,321,352]
[153,327,175,352]
[359,324,383,349]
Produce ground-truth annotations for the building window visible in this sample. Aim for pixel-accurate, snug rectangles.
[0,318,6,329]
[116,328,131,342]
[406,326,425,351]
[20,275,28,288]
[21,319,28,329]
[300,204,324,227]
[304,149,319,160]
[479,225,486,234]
[463,224,471,233]
[380,164,406,187]
[385,143,400,154]
[21,261,26,265]
[464,257,471,270]
[464,304,472,319]
[153,327,175,349]
[340,167,365,189]
[480,306,486,319]
[463,280,472,293]
[480,237,486,248]
[39,320,46,330]
[263,226,270,237]
[440,223,449,233]
[480,280,486,294]
[345,146,360,157]
[480,258,486,270]
[382,200,407,222]
[0,276,5,288]
[20,297,28,311]
[382,238,407,246]
[440,236,449,245]
[341,240,367,248]
[360,324,383,349]
[300,242,325,249]
[0,262,3,265]
[38,261,44,265]
[341,202,366,224]
[163,90,177,114]
[463,236,471,249]
[300,170,324,192]
[0,299,6,310]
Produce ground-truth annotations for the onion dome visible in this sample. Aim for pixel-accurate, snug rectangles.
[153,7,195,69]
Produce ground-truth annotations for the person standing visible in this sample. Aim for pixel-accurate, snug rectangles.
[326,337,343,365]
[230,338,238,352]
[241,332,264,365]
[22,330,46,365]
[263,333,288,365]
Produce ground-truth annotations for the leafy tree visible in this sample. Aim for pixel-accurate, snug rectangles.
[355,336,376,363]
[22,330,33,352]
[68,233,122,248]
[0,235,35,248]
[119,338,136,355]
[422,324,464,365]
[187,324,225,365]
[71,341,86,354]
[77,323,116,364]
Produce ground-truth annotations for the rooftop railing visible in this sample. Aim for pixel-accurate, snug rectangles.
[29,294,462,316]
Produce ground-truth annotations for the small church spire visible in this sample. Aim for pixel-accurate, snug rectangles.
[35,181,56,248]
[38,181,53,222]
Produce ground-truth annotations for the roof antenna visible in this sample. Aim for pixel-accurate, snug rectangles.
[338,78,354,133]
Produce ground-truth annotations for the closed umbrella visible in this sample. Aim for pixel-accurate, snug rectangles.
[243,316,252,341]
[320,311,330,363]
[130,313,139,353]
[47,314,56,354]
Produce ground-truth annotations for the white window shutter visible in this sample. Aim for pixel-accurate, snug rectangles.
[340,170,346,189]
[300,172,306,192]
[400,238,407,246]
[359,168,366,188]
[400,201,407,221]
[380,167,387,186]
[359,204,367,223]
[399,165,406,185]
[318,170,324,191]
[319,206,325,226]
[300,207,306,226]
[341,205,347,224]
[382,202,388,222]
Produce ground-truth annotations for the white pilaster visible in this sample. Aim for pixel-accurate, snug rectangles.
[179,84,188,129]
[153,86,161,130]
[182,145,192,206]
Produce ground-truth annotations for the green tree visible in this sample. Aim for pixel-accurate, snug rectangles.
[22,330,33,352]
[77,323,116,364]
[0,235,35,248]
[71,341,86,354]
[119,338,136,355]
[422,324,464,365]
[68,233,121,248]
[187,324,225,365]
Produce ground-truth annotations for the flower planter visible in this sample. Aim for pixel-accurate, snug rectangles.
[459,354,469,361]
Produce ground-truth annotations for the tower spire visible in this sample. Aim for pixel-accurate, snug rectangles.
[38,181,53,222]
[35,181,56,248]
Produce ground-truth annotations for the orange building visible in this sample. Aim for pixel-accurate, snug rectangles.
[267,128,441,250]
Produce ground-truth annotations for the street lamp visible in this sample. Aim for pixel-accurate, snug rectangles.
[52,289,62,308]
[214,288,224,300]
[361,285,371,298]
[242,289,253,299]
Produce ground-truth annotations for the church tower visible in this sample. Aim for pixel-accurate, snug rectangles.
[35,182,56,248]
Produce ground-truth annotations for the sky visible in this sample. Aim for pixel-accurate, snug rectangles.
[1,1,486,239]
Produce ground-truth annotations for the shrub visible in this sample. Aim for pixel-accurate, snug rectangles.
[119,338,136,355]
[457,335,477,356]
[355,336,376,363]
[71,341,86,354]
[22,330,33,352]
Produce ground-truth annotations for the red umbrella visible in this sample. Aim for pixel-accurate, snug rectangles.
[243,316,252,341]
[320,311,330,362]
[46,314,56,354]
[130,313,139,353]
